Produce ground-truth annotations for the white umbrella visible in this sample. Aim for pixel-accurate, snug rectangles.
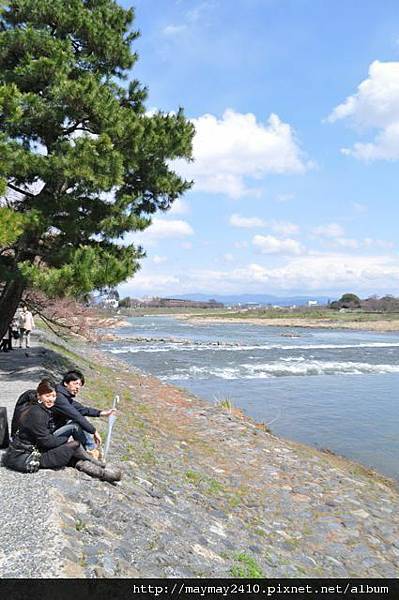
[103,395,119,460]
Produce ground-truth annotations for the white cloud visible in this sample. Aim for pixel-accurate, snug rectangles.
[363,238,395,250]
[334,237,359,249]
[153,255,168,264]
[169,198,190,215]
[186,2,214,23]
[234,240,248,249]
[229,214,299,235]
[162,2,214,38]
[190,254,399,293]
[274,193,295,203]
[353,202,368,214]
[181,241,193,250]
[173,109,311,198]
[271,221,300,236]
[312,223,345,238]
[119,251,399,296]
[223,253,234,262]
[163,24,187,36]
[328,61,399,160]
[229,213,266,228]
[228,254,399,292]
[253,234,303,255]
[119,273,180,294]
[132,218,194,244]
[311,224,394,251]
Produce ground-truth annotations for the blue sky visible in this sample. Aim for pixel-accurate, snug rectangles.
[118,0,399,299]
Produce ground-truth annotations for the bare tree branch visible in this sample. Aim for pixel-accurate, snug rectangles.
[24,291,100,341]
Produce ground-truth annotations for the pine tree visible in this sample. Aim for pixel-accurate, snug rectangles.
[0,0,194,336]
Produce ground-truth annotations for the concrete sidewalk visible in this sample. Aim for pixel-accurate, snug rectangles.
[0,342,67,577]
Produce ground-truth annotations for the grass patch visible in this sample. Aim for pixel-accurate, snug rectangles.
[215,396,245,419]
[206,478,224,495]
[185,470,202,484]
[227,485,249,509]
[75,519,86,532]
[141,436,157,465]
[216,396,234,412]
[44,339,96,370]
[79,553,87,568]
[230,552,264,578]
[120,442,136,462]
[184,470,227,497]
[125,414,146,430]
[253,527,267,538]
[135,403,153,416]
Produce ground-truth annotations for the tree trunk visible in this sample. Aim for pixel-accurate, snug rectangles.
[0,279,25,339]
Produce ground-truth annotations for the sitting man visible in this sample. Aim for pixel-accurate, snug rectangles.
[52,370,116,458]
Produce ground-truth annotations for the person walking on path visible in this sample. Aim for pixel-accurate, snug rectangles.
[0,316,18,352]
[18,306,35,349]
[4,379,121,481]
[0,326,12,352]
[10,316,20,348]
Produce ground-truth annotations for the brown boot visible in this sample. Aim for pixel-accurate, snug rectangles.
[75,460,122,482]
[102,465,122,483]
[74,444,106,468]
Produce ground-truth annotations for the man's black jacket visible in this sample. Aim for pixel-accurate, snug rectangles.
[52,384,101,434]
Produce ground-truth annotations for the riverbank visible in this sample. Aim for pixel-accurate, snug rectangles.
[1,332,398,577]
[176,314,399,332]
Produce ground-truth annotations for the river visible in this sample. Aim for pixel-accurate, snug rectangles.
[101,315,399,481]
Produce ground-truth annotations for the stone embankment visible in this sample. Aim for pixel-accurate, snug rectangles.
[0,334,398,578]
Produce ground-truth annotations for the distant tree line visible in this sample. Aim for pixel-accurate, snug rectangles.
[329,293,399,312]
[119,297,224,309]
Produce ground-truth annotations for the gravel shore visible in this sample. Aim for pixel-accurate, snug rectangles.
[0,335,398,578]
[176,315,399,332]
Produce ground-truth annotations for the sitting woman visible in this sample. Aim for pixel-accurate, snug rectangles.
[5,379,121,483]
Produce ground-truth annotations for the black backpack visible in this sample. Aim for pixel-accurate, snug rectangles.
[0,407,9,449]
[10,389,37,438]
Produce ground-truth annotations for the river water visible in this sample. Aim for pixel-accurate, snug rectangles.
[101,315,399,481]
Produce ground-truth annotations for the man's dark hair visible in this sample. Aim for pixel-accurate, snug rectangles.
[62,370,85,386]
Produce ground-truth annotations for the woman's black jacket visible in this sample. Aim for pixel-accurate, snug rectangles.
[18,403,68,451]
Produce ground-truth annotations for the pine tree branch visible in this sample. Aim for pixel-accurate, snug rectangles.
[0,246,15,256]
[7,183,35,198]
[62,119,93,136]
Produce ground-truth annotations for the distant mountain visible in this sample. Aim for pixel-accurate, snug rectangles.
[169,294,330,306]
